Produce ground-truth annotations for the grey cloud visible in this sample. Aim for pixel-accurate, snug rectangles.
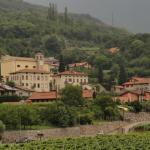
[24,0,150,33]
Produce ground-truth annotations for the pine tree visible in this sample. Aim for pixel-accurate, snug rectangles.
[64,6,68,24]
[59,55,65,72]
[54,3,58,20]
[118,64,127,84]
[47,3,58,21]
[47,3,52,20]
[98,65,103,83]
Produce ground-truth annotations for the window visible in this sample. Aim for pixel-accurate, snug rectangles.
[34,83,36,88]
[16,76,18,80]
[77,79,79,83]
[26,75,28,80]
[22,75,24,80]
[33,66,36,69]
[26,83,28,87]
[45,84,48,88]
[33,75,36,80]
[38,84,40,88]
[22,83,24,86]
[41,76,44,81]
[17,65,20,68]
[25,65,28,68]
[30,75,32,81]
[69,78,72,82]
[37,76,40,80]
[41,83,44,88]
[45,76,48,81]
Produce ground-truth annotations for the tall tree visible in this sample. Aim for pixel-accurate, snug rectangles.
[118,64,127,84]
[61,85,84,106]
[47,3,52,20]
[47,3,58,20]
[64,6,68,24]
[59,54,65,72]
[98,65,103,83]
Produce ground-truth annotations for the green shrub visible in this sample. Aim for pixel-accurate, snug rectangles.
[79,114,93,125]
[0,95,20,103]
[0,120,5,140]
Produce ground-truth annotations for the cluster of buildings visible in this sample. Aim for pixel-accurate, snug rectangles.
[114,77,150,103]
[0,53,93,103]
[1,52,149,104]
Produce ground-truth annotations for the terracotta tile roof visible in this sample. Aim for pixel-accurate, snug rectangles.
[11,69,50,74]
[28,91,58,101]
[82,90,93,99]
[131,77,150,83]
[28,90,93,102]
[56,70,87,76]
[122,77,150,85]
[69,62,91,68]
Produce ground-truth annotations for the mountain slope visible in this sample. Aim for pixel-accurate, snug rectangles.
[0,0,130,57]
[0,0,46,12]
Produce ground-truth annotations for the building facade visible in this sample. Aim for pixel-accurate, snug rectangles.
[0,53,59,81]
[114,77,150,94]
[117,91,150,103]
[122,77,150,91]
[53,70,88,92]
[9,69,52,92]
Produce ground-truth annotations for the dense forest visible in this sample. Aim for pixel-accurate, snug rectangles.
[0,0,150,88]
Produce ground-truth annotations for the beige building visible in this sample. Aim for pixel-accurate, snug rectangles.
[9,69,52,92]
[0,52,59,81]
[114,77,150,94]
[53,70,88,92]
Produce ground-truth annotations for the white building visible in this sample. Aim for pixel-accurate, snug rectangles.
[53,70,88,92]
[9,69,52,92]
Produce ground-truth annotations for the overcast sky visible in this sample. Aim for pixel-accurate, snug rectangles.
[24,0,150,33]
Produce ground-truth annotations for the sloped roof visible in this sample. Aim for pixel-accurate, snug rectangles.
[15,86,34,92]
[131,77,150,83]
[69,62,91,68]
[10,69,50,74]
[56,70,87,76]
[28,91,58,100]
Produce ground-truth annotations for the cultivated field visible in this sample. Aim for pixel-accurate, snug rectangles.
[1,133,150,150]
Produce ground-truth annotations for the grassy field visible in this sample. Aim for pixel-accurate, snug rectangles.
[1,133,150,150]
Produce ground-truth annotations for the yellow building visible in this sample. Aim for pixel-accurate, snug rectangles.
[9,69,52,92]
[53,70,88,92]
[0,52,59,81]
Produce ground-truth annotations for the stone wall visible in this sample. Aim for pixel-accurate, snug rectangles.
[3,112,150,143]
[3,121,127,143]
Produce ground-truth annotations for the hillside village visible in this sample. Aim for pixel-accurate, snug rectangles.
[0,0,150,147]
[0,52,94,102]
[0,52,149,104]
